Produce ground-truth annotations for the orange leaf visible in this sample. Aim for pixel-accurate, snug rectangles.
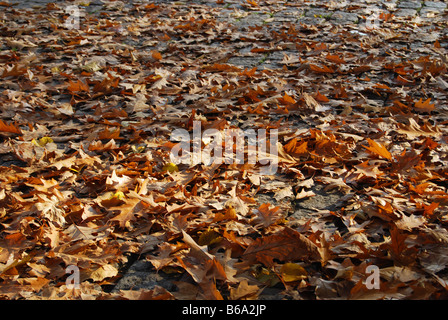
[240,67,257,77]
[278,93,296,105]
[309,64,334,74]
[373,83,391,90]
[284,138,308,156]
[151,50,162,61]
[98,127,121,140]
[251,47,270,53]
[414,98,435,112]
[67,79,89,93]
[395,75,415,85]
[315,90,329,103]
[246,0,259,6]
[363,138,392,161]
[325,54,345,64]
[423,202,439,219]
[0,119,22,134]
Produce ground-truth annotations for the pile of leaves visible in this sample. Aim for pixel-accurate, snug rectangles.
[0,0,447,299]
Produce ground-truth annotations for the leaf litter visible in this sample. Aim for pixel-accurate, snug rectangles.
[0,0,447,300]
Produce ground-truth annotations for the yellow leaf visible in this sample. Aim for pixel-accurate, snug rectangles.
[39,137,53,146]
[162,162,179,173]
[280,263,308,282]
[83,61,102,73]
[252,266,280,287]
[32,137,54,147]
[198,229,222,246]
[51,66,61,74]
[110,191,125,200]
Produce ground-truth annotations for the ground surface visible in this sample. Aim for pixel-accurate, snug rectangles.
[0,0,447,300]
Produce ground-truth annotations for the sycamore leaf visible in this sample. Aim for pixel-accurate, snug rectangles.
[388,225,409,258]
[230,279,260,300]
[67,79,89,93]
[90,264,118,282]
[242,227,321,266]
[395,214,426,231]
[251,203,282,228]
[64,224,109,242]
[98,127,121,140]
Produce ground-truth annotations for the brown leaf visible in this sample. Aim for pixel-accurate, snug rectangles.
[251,203,282,228]
[230,279,260,300]
[242,227,321,266]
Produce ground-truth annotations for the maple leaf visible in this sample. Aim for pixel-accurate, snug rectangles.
[63,224,109,242]
[277,93,296,105]
[34,195,66,227]
[354,160,383,178]
[146,242,176,271]
[178,231,227,288]
[92,73,119,94]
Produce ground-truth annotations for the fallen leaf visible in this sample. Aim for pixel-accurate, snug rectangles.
[280,263,308,282]
[242,227,321,266]
[363,138,392,161]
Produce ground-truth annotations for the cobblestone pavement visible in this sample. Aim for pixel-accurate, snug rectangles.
[5,0,447,71]
[2,0,448,298]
